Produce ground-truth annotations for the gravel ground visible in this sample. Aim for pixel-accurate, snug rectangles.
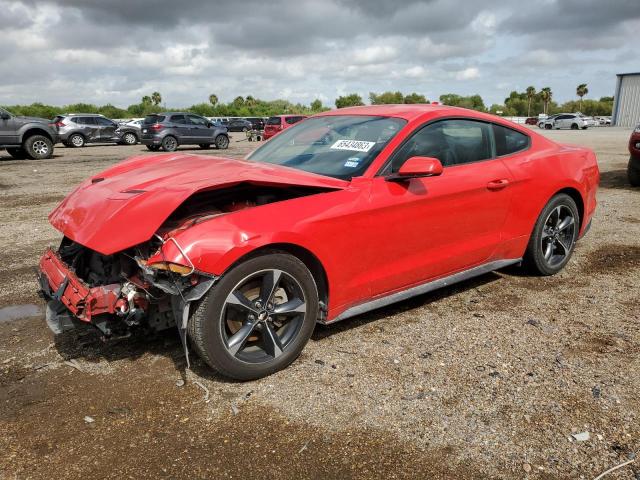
[0,128,638,479]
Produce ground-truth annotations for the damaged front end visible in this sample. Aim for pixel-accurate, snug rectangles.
[38,233,215,351]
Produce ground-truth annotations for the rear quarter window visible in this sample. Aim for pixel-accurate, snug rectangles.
[493,124,530,156]
[267,117,281,125]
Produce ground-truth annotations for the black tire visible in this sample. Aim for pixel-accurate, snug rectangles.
[545,124,552,130]
[628,155,640,187]
[24,135,53,159]
[146,145,160,151]
[524,193,580,276]
[215,134,229,150]
[161,135,178,152]
[122,132,138,145]
[6,147,27,159]
[68,133,85,148]
[198,143,211,149]
[188,253,319,380]
[571,123,579,130]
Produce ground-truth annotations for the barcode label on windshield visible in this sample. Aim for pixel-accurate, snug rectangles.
[330,139,376,153]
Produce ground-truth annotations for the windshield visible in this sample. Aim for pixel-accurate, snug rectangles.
[248,115,406,180]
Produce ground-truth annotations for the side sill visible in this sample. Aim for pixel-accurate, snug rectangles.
[323,258,521,325]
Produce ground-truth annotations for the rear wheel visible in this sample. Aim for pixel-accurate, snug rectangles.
[146,145,160,151]
[524,194,579,276]
[188,253,318,380]
[628,155,640,187]
[24,135,53,159]
[122,132,138,145]
[161,135,178,152]
[215,134,229,149]
[6,147,27,159]
[571,123,579,130]
[198,143,211,149]
[68,133,85,148]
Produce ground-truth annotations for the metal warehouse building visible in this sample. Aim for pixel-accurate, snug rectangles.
[613,72,640,127]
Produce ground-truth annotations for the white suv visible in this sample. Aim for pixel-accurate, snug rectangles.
[541,114,588,130]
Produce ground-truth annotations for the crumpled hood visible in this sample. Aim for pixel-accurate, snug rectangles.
[49,153,348,255]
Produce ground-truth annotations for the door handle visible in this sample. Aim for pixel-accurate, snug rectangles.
[487,179,510,190]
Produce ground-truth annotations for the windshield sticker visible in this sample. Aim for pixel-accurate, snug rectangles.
[330,139,376,153]
[344,160,359,168]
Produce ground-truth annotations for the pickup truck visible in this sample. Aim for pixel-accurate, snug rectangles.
[0,107,58,159]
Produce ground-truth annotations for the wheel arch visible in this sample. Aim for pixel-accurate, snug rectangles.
[554,186,584,230]
[20,127,54,143]
[223,242,329,317]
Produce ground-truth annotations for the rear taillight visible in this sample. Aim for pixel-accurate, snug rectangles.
[150,123,163,131]
[50,121,65,127]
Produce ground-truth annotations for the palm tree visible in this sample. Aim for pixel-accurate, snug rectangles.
[209,94,218,107]
[245,95,256,107]
[525,86,536,117]
[540,87,552,115]
[151,91,162,106]
[141,95,152,106]
[576,83,588,112]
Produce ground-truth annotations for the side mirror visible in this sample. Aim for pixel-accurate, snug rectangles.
[207,121,213,128]
[0,112,10,120]
[387,156,443,181]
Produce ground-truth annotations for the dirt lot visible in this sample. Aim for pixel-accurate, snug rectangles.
[1,128,638,479]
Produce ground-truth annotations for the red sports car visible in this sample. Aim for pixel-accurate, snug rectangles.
[38,105,599,380]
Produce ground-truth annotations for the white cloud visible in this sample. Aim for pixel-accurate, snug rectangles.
[455,67,480,81]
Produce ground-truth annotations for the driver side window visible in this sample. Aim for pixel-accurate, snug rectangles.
[389,119,492,172]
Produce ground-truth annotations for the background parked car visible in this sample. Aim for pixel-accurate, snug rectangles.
[263,115,308,140]
[226,118,253,132]
[140,112,230,152]
[628,124,640,186]
[540,113,588,130]
[0,106,57,159]
[525,117,538,125]
[537,114,559,128]
[52,114,140,147]
[246,117,265,130]
[120,118,144,129]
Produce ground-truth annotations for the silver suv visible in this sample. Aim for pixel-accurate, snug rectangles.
[52,114,140,148]
[540,113,589,130]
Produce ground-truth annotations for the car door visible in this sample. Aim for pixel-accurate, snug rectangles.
[365,119,513,297]
[555,115,569,129]
[168,114,191,142]
[75,117,100,142]
[95,117,118,142]
[186,114,212,143]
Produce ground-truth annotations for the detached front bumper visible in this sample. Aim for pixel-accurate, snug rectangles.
[38,248,121,324]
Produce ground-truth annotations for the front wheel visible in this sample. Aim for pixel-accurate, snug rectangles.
[188,253,319,380]
[628,155,640,187]
[215,134,229,149]
[524,194,579,276]
[545,124,552,130]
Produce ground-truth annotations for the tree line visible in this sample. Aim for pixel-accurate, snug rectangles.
[3,83,613,120]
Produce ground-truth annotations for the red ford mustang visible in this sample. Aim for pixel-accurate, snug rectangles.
[38,105,599,380]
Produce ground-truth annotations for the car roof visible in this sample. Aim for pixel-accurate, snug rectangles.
[315,104,504,123]
[65,113,105,117]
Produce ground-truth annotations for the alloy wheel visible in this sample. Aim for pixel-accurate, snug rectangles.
[540,205,576,267]
[124,133,136,145]
[220,269,307,363]
[32,140,49,156]
[71,135,84,147]
[216,135,229,149]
